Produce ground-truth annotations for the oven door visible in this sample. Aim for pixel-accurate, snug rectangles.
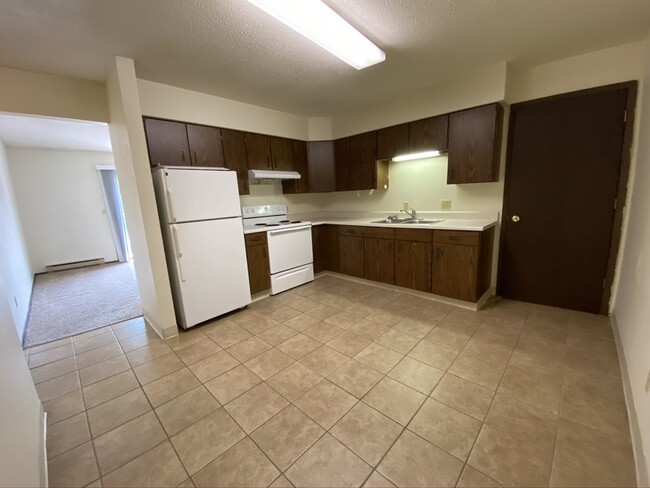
[267,225,313,274]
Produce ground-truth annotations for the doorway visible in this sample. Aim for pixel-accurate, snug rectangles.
[498,82,636,314]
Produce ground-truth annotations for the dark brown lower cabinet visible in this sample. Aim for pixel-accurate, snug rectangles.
[395,229,432,292]
[245,233,270,294]
[338,226,364,278]
[313,225,339,273]
[363,228,394,285]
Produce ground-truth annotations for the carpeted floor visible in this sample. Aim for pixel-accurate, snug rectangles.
[23,261,142,348]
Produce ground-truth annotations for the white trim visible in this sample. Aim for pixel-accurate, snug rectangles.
[95,164,116,171]
[40,408,48,488]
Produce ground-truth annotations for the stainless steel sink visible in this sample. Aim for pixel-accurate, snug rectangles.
[403,219,444,224]
[370,219,444,225]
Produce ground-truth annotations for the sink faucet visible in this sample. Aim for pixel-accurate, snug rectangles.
[401,207,417,219]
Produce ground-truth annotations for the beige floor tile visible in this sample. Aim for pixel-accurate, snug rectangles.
[269,474,293,487]
[36,370,80,402]
[203,324,252,348]
[244,348,294,380]
[486,391,558,452]
[284,313,322,331]
[508,335,565,376]
[224,383,289,433]
[431,373,495,420]
[331,402,402,467]
[203,364,261,404]
[521,320,568,345]
[377,430,463,487]
[392,318,435,339]
[192,437,280,488]
[44,389,85,425]
[409,398,481,460]
[285,433,372,488]
[295,380,358,429]
[226,336,272,362]
[325,310,367,329]
[269,305,303,322]
[375,329,420,354]
[48,441,99,488]
[327,360,383,398]
[559,387,630,439]
[304,303,339,320]
[276,333,322,359]
[387,356,444,394]
[118,330,162,353]
[354,343,403,374]
[165,329,207,352]
[30,336,72,355]
[79,355,130,387]
[156,385,220,436]
[112,318,147,340]
[363,471,396,487]
[187,350,239,383]
[257,324,299,346]
[29,343,75,368]
[300,345,349,375]
[132,352,184,385]
[280,295,318,313]
[76,343,123,369]
[170,408,245,475]
[82,370,139,409]
[326,331,371,357]
[93,412,166,475]
[87,388,151,438]
[174,339,222,365]
[143,368,201,407]
[423,325,472,353]
[448,351,507,390]
[467,424,552,487]
[47,412,91,458]
[251,405,325,470]
[31,356,77,384]
[563,367,625,405]
[499,367,563,414]
[407,340,458,370]
[267,362,323,401]
[125,341,174,368]
[240,314,281,335]
[303,322,344,343]
[102,441,187,487]
[456,465,502,487]
[349,319,390,341]
[74,331,117,354]
[363,377,426,426]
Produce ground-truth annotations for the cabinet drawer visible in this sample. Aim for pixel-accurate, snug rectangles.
[395,229,432,242]
[363,227,394,239]
[245,232,268,247]
[339,225,364,237]
[433,230,479,246]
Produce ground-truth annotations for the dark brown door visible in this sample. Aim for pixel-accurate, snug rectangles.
[186,124,225,167]
[500,87,630,313]
[364,237,394,284]
[307,141,335,192]
[270,137,294,171]
[377,124,409,160]
[433,243,478,301]
[349,131,377,190]
[409,115,448,152]
[143,118,190,167]
[246,133,272,170]
[222,129,249,195]
[339,235,364,278]
[334,138,351,191]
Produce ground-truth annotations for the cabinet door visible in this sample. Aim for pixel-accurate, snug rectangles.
[364,237,394,285]
[448,103,503,184]
[395,240,432,292]
[282,140,309,194]
[245,133,272,170]
[222,129,249,195]
[377,124,409,160]
[270,137,294,171]
[339,235,364,278]
[246,244,271,294]
[143,118,190,167]
[312,226,325,273]
[307,141,336,192]
[409,115,449,152]
[349,131,377,190]
[432,243,478,301]
[334,138,351,191]
[186,124,225,167]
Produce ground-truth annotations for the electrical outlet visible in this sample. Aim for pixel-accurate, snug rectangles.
[441,199,452,210]
[402,201,410,211]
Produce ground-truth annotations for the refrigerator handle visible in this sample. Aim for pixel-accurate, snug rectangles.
[166,189,176,223]
[172,226,186,282]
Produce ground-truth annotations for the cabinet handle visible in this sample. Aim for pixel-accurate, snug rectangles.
[193,150,198,164]
[181,149,186,163]
[448,236,461,241]
[437,247,442,259]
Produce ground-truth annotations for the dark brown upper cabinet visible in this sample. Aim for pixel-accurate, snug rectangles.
[222,129,249,195]
[447,103,503,184]
[245,133,272,170]
[334,138,351,191]
[270,136,294,171]
[144,118,191,167]
[376,124,409,160]
[349,131,378,190]
[282,140,309,194]
[409,115,449,153]
[186,124,225,167]
[307,141,336,192]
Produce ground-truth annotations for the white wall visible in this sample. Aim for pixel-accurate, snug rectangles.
[612,36,650,486]
[7,147,118,273]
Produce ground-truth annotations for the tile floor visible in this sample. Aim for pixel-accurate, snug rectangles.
[26,275,637,487]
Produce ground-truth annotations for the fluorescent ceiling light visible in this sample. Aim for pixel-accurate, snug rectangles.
[246,0,385,70]
[392,150,442,162]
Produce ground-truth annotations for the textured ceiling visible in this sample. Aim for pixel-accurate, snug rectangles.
[0,0,648,116]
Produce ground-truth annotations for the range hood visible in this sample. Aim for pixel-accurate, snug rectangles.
[248,169,301,180]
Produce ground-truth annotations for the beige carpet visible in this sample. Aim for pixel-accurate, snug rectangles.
[23,261,142,348]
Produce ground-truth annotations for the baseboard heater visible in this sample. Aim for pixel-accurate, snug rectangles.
[46,258,105,273]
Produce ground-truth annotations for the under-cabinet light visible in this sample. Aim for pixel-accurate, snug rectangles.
[392,150,442,162]
[246,0,385,70]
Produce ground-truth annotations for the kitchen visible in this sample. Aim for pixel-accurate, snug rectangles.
[1,0,647,484]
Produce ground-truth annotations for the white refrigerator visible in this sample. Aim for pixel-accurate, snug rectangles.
[152,167,251,329]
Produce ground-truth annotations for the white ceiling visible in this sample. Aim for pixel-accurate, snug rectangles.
[0,114,112,152]
[0,1,649,116]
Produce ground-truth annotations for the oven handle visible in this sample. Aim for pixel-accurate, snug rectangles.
[267,225,312,236]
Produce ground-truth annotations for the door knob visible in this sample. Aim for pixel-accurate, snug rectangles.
[511,215,520,223]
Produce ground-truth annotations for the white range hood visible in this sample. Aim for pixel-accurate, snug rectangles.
[248,169,301,180]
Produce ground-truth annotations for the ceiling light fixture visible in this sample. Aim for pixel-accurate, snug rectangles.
[246,0,385,70]
[392,150,442,162]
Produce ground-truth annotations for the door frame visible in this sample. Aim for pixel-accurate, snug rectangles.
[497,81,637,314]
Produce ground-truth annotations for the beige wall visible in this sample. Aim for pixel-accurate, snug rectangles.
[0,66,108,122]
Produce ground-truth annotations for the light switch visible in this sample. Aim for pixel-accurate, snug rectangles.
[441,199,452,210]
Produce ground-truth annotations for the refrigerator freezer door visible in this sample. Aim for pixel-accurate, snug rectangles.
[266,225,314,274]
[163,168,241,223]
[169,218,251,328]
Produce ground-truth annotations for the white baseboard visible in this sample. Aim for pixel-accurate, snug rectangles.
[40,408,48,487]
